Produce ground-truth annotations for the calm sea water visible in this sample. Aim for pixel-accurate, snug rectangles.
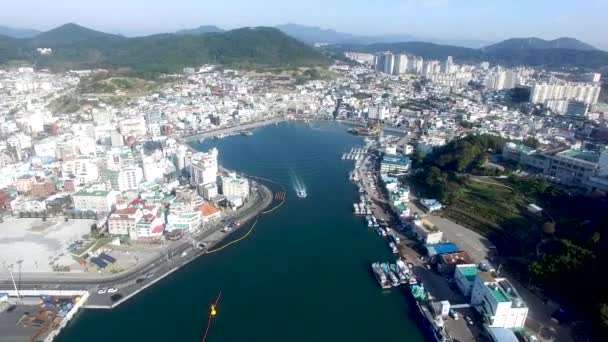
[58,122,425,342]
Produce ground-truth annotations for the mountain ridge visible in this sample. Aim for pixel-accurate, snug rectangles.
[484,37,598,52]
[175,25,225,35]
[27,23,125,47]
[0,25,41,39]
[0,24,330,72]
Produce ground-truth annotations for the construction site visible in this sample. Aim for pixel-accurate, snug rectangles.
[0,291,88,342]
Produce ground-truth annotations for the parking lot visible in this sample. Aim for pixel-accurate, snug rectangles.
[0,218,95,273]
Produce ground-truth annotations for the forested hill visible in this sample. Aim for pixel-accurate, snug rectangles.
[0,24,330,72]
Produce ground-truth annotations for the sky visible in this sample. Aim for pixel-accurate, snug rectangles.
[1,0,607,49]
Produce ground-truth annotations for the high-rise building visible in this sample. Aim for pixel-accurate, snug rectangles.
[374,52,395,74]
[190,148,218,186]
[567,101,589,116]
[393,54,408,75]
[530,82,601,106]
[442,56,453,74]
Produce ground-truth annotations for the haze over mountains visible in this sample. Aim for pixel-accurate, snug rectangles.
[0,23,329,72]
[0,25,40,39]
[0,22,606,72]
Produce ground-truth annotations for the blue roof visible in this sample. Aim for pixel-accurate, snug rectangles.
[382,154,412,167]
[488,327,519,342]
[425,243,460,256]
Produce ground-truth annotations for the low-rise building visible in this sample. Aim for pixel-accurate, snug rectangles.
[72,187,117,212]
[108,207,142,236]
[454,264,479,297]
[220,173,250,199]
[412,219,443,244]
[199,202,221,223]
[166,211,201,232]
[130,206,165,240]
[380,154,411,174]
[470,272,528,328]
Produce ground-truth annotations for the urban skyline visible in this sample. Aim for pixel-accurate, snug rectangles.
[1,0,607,49]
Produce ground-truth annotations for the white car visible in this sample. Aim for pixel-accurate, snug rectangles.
[107,287,118,293]
[97,288,107,294]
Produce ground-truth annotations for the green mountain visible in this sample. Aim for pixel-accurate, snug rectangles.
[484,37,598,52]
[26,23,124,47]
[176,25,225,35]
[0,24,329,72]
[0,25,41,39]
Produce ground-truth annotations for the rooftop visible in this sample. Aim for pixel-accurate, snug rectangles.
[457,265,479,282]
[426,242,460,256]
[74,189,109,197]
[557,149,599,163]
[487,283,511,303]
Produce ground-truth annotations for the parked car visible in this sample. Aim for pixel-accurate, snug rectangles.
[97,288,107,294]
[449,309,459,320]
[107,287,118,293]
[110,293,123,302]
[465,316,473,325]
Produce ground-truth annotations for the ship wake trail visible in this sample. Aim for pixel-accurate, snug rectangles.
[289,169,307,198]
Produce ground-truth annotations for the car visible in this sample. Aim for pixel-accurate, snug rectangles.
[465,316,473,325]
[107,287,118,293]
[180,251,188,258]
[145,272,155,279]
[449,309,459,320]
[110,293,123,302]
[97,288,107,294]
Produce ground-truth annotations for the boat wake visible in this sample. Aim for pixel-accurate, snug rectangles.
[290,171,308,199]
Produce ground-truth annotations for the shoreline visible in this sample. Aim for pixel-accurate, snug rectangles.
[0,177,275,309]
[179,116,407,143]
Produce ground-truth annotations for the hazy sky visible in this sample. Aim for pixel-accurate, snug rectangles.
[2,0,607,48]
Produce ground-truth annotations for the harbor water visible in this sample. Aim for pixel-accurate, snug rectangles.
[58,121,425,342]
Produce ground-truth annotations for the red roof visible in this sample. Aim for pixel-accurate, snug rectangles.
[130,199,146,207]
[113,207,138,216]
[199,202,220,217]
[152,225,165,234]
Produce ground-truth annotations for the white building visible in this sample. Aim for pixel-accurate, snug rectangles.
[108,207,142,236]
[201,182,219,200]
[130,206,165,240]
[454,264,480,296]
[412,219,443,244]
[220,173,250,199]
[72,188,117,212]
[104,166,143,192]
[62,158,100,184]
[166,212,201,232]
[470,272,528,328]
[190,148,218,186]
[530,82,601,106]
[393,54,408,75]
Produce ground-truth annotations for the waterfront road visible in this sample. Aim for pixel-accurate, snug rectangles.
[0,182,274,309]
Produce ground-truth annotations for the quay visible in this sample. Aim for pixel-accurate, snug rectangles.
[0,173,275,341]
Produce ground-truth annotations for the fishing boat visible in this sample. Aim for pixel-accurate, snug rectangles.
[389,242,399,254]
[390,263,407,284]
[296,188,307,198]
[371,262,391,289]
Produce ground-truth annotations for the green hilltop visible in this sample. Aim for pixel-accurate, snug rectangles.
[0,24,330,73]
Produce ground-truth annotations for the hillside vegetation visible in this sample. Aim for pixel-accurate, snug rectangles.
[0,24,330,73]
[411,134,608,338]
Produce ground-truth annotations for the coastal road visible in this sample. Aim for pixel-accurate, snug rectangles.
[406,196,570,341]
[0,182,274,306]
